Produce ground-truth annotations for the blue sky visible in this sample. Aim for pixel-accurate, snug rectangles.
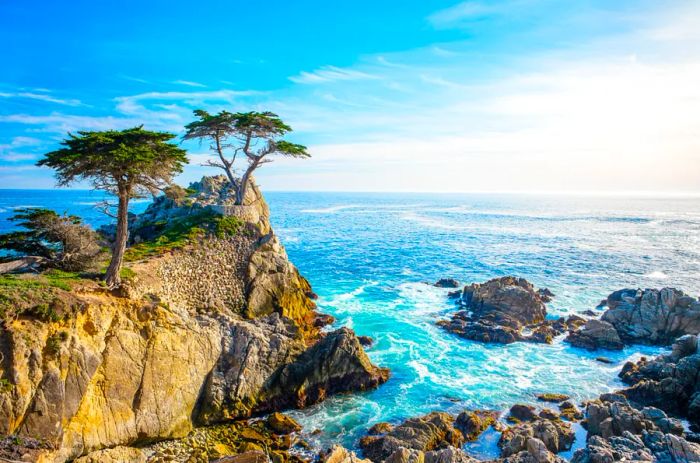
[1,0,699,192]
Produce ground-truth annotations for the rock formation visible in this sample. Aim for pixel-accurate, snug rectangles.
[618,334,700,427]
[0,176,387,462]
[437,277,584,344]
[565,288,700,350]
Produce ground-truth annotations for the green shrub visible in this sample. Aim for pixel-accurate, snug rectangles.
[0,378,13,393]
[215,215,243,238]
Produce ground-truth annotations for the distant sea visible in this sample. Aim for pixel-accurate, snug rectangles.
[2,189,699,455]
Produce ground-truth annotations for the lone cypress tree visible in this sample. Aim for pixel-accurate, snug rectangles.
[184,110,310,205]
[37,127,188,287]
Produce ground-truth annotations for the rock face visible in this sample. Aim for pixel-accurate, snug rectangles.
[564,319,624,351]
[438,277,583,345]
[359,412,465,462]
[571,393,700,463]
[602,288,700,346]
[618,334,700,426]
[0,176,387,462]
[564,287,700,351]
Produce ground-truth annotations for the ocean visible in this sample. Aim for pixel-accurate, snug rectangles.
[1,189,699,455]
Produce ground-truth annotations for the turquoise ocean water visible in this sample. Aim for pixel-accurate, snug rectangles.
[1,190,699,455]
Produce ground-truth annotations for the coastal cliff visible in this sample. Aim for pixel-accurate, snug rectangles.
[0,177,388,462]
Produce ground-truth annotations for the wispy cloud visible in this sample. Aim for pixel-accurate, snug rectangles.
[0,136,44,162]
[0,91,82,107]
[172,80,207,88]
[289,65,379,84]
[428,1,508,27]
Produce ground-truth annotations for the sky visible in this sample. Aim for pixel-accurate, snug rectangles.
[0,0,699,193]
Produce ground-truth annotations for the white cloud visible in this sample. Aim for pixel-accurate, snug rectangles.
[289,66,379,84]
[0,91,82,106]
[172,80,207,88]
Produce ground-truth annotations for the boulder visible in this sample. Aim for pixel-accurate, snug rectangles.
[601,288,700,346]
[260,328,390,412]
[618,335,700,425]
[438,277,560,345]
[565,319,624,351]
[499,419,574,456]
[509,404,538,422]
[455,410,500,440]
[435,278,461,288]
[323,445,373,463]
[267,412,302,434]
[359,412,463,462]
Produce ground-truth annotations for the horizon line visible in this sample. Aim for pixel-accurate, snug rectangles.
[1,187,700,198]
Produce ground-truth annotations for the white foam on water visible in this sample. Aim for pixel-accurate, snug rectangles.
[644,270,668,279]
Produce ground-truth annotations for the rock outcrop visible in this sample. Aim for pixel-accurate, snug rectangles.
[359,412,465,462]
[570,393,699,463]
[0,176,387,462]
[564,319,624,351]
[438,277,584,344]
[566,288,700,350]
[618,334,700,426]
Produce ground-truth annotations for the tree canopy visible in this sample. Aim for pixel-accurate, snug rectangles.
[184,110,309,204]
[0,208,101,271]
[37,127,188,286]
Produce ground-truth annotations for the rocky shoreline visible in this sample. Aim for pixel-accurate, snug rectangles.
[2,179,700,463]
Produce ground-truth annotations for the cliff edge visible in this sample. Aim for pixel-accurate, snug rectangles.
[0,176,388,462]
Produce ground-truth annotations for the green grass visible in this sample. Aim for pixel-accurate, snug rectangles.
[125,209,245,261]
[0,378,13,393]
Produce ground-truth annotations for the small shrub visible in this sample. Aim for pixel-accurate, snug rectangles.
[215,215,243,238]
[45,331,68,356]
[0,378,13,393]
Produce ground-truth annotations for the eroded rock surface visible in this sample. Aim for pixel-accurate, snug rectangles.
[437,277,583,345]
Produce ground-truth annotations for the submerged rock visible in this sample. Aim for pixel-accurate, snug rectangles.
[435,278,461,288]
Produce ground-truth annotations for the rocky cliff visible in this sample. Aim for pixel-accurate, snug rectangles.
[0,176,388,462]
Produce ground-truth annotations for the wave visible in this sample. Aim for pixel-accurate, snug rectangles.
[301,205,365,213]
[644,271,668,280]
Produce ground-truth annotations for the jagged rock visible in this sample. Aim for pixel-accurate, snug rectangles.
[73,446,146,463]
[213,450,269,463]
[595,357,613,364]
[438,277,579,345]
[358,336,374,347]
[509,404,538,422]
[559,401,583,421]
[564,319,624,351]
[455,410,500,440]
[267,413,302,434]
[499,419,574,456]
[435,279,461,288]
[359,412,463,462]
[570,433,654,463]
[0,176,388,462]
[601,288,700,346]
[618,335,700,425]
[261,328,389,412]
[536,394,570,403]
[368,422,395,435]
[537,288,555,303]
[322,445,373,463]
[384,446,479,463]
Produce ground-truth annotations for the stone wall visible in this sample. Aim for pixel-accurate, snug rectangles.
[124,235,256,314]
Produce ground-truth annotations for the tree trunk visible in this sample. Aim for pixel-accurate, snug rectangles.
[105,188,130,287]
[235,164,256,205]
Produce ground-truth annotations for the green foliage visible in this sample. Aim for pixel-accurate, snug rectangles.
[45,331,68,356]
[124,209,221,261]
[120,267,137,281]
[0,208,101,271]
[0,379,13,393]
[215,215,244,238]
[37,127,188,196]
[26,303,60,322]
[184,109,310,204]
